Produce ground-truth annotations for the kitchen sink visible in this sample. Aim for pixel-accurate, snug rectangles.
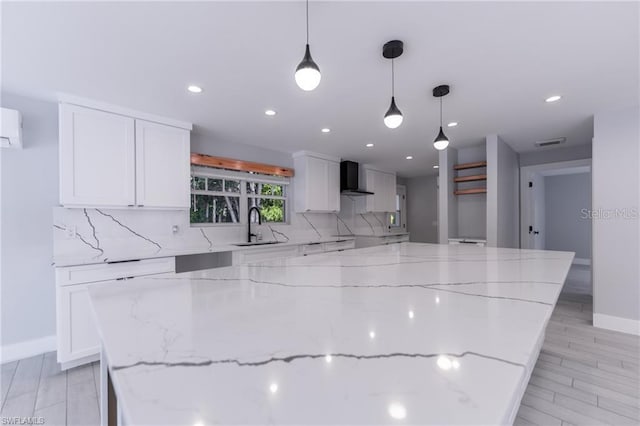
[233,241,283,247]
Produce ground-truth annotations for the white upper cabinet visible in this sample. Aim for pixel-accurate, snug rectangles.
[135,120,190,208]
[293,151,340,213]
[59,104,136,206]
[59,100,192,208]
[360,165,396,213]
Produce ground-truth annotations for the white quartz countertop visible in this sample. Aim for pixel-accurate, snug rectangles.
[89,243,573,425]
[53,236,356,267]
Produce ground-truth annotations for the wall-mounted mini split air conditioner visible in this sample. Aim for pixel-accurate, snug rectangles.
[1,107,23,149]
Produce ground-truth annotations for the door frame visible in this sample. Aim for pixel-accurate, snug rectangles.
[396,184,407,231]
[520,159,592,250]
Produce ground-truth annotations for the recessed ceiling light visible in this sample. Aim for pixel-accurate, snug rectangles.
[545,95,561,103]
[321,128,331,133]
[406,156,413,160]
[366,143,374,148]
[187,85,203,93]
[447,122,458,127]
[433,165,439,169]
[264,109,277,116]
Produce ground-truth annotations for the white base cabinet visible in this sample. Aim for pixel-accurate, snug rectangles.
[56,257,175,369]
[232,239,356,265]
[59,100,191,209]
[354,234,409,249]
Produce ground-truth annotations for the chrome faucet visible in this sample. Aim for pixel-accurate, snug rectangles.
[248,206,262,242]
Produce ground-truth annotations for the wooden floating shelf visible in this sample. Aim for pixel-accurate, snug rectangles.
[191,153,294,177]
[454,188,487,195]
[454,174,487,183]
[454,161,487,170]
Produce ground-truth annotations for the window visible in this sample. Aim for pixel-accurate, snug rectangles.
[190,169,288,225]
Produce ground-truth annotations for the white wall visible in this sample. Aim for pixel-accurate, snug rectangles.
[1,93,59,357]
[438,147,458,243]
[191,131,293,168]
[592,105,640,334]
[544,173,592,259]
[487,135,519,248]
[406,176,438,243]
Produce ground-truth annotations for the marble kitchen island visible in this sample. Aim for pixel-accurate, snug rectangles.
[89,243,573,425]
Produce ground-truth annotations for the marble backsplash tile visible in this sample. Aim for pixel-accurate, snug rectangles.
[52,196,392,265]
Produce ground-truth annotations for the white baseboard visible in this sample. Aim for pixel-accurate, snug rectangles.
[1,335,56,363]
[593,313,640,336]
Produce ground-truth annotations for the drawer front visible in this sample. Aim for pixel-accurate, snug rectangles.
[300,243,325,256]
[56,257,175,286]
[234,246,300,265]
[324,240,356,252]
[385,234,409,244]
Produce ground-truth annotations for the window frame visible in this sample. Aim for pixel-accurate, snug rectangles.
[190,166,290,227]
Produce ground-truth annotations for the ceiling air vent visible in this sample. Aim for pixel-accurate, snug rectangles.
[535,137,566,148]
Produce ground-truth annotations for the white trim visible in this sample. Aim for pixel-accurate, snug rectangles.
[361,163,396,175]
[520,159,592,176]
[573,257,591,266]
[593,313,640,336]
[1,335,57,363]
[58,94,192,130]
[292,150,340,163]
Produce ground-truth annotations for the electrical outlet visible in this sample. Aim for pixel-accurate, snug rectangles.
[66,226,77,239]
[172,225,180,234]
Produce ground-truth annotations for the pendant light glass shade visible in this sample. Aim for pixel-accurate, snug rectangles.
[384,96,403,129]
[433,126,450,150]
[295,44,321,91]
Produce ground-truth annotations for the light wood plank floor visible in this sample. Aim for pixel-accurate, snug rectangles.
[1,293,638,425]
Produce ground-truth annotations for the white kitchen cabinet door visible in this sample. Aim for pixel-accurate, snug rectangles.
[383,172,397,212]
[59,104,136,206]
[135,120,191,208]
[56,282,103,367]
[326,159,341,212]
[293,152,340,213]
[360,167,396,213]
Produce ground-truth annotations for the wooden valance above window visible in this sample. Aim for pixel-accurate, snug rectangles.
[190,153,294,178]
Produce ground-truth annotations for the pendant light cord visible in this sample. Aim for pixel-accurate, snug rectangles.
[440,97,443,126]
[391,58,395,97]
[306,0,309,44]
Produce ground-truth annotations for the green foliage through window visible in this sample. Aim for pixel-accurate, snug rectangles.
[190,174,287,225]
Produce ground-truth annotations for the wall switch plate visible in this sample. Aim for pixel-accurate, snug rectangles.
[172,225,180,234]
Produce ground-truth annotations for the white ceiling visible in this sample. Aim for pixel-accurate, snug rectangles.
[2,1,638,177]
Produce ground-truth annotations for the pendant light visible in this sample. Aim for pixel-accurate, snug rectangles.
[295,0,321,91]
[433,85,450,150]
[382,40,404,129]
